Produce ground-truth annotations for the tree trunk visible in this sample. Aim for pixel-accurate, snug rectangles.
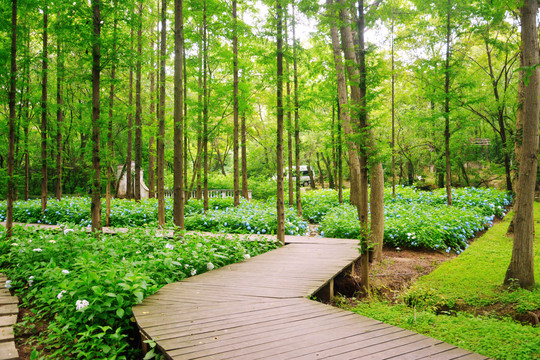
[203,1,209,212]
[106,2,118,227]
[55,35,64,200]
[6,0,17,238]
[91,0,102,233]
[321,152,335,189]
[292,5,302,217]
[41,5,48,211]
[241,112,249,199]
[337,99,343,203]
[183,40,188,203]
[504,0,539,289]
[134,1,143,201]
[24,33,30,201]
[370,163,384,262]
[173,0,185,229]
[157,0,167,226]
[276,0,285,245]
[444,0,453,206]
[307,162,316,189]
[126,28,134,200]
[316,152,324,188]
[148,3,156,199]
[233,0,240,206]
[286,16,294,206]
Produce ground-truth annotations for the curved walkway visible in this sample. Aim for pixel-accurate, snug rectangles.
[133,236,487,360]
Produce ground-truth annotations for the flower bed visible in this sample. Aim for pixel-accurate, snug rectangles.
[319,186,511,252]
[0,226,277,359]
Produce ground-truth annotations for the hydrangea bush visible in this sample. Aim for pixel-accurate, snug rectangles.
[0,226,277,359]
[319,186,511,252]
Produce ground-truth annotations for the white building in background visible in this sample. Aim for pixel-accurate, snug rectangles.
[116,162,149,199]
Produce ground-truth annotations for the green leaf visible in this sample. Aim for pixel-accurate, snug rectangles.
[143,349,156,360]
[116,308,125,318]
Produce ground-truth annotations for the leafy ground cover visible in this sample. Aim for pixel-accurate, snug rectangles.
[319,186,511,251]
[0,197,308,236]
[0,226,277,359]
[339,202,540,360]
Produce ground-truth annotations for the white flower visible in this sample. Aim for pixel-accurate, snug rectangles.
[244,254,251,260]
[76,299,89,311]
[165,243,174,250]
[136,251,141,254]
[63,229,74,235]
[33,248,43,252]
[49,240,56,244]
[207,262,214,271]
[62,269,70,275]
[57,290,66,299]
[28,276,34,286]
[5,280,12,289]
[11,243,18,246]
[191,269,197,276]
[417,175,422,181]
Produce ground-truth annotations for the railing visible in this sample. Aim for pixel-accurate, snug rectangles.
[164,189,252,200]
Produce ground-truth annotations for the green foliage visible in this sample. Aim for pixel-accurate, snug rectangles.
[301,188,350,223]
[1,226,277,359]
[318,186,511,251]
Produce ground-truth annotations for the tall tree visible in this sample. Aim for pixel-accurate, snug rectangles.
[41,3,49,211]
[233,0,240,206]
[292,4,302,216]
[202,0,209,212]
[241,112,249,199]
[148,3,157,199]
[504,0,539,289]
[91,0,102,233]
[134,1,143,201]
[126,28,134,199]
[55,21,64,200]
[276,0,285,245]
[173,0,185,229]
[6,0,18,238]
[443,0,453,205]
[106,0,118,226]
[157,0,167,226]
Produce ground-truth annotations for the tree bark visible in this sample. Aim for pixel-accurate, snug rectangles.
[157,0,167,226]
[148,2,156,199]
[106,1,118,226]
[276,0,285,245]
[504,0,539,289]
[134,1,143,201]
[292,5,302,217]
[444,0,453,206]
[91,0,102,233]
[203,1,209,212]
[233,0,240,206]
[41,5,48,211]
[126,28,134,200]
[286,16,294,206]
[241,112,249,199]
[370,163,384,262]
[55,34,64,200]
[173,0,185,230]
[337,99,343,203]
[316,152,324,188]
[6,0,17,238]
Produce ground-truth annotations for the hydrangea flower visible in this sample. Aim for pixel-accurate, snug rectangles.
[165,243,174,250]
[207,262,215,271]
[62,269,70,275]
[191,269,197,276]
[244,254,251,260]
[57,290,67,299]
[63,229,74,235]
[28,276,34,286]
[33,248,43,252]
[5,280,12,289]
[76,299,89,311]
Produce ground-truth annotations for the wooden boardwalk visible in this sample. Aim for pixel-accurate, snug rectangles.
[133,236,487,360]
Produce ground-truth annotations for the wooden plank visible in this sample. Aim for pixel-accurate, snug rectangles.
[0,298,17,306]
[0,341,18,360]
[0,327,14,342]
[384,341,457,359]
[0,317,16,328]
[0,306,17,317]
[416,347,487,360]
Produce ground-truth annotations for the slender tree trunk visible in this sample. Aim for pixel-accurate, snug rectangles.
[134,1,143,201]
[24,33,30,201]
[241,112,249,199]
[196,24,203,200]
[233,0,240,206]
[444,0,453,206]
[203,1,209,212]
[148,2,156,199]
[337,99,343,203]
[391,9,396,197]
[316,152,324,188]
[504,0,539,289]
[126,29,134,200]
[370,163,384,262]
[292,5,302,217]
[321,152,334,188]
[106,2,118,226]
[285,16,294,206]
[6,0,17,238]
[157,0,167,226]
[91,0,102,233]
[173,0,185,229]
[183,40,188,203]
[276,0,285,245]
[41,5,48,211]
[55,36,64,200]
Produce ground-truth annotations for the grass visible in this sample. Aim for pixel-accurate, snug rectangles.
[342,201,540,360]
